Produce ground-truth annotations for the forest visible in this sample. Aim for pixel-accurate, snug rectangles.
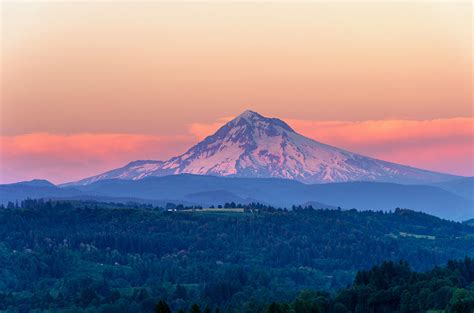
[0,199,473,312]
[156,258,474,313]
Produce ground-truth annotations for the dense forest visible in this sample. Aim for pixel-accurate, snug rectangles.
[0,199,473,312]
[156,258,474,313]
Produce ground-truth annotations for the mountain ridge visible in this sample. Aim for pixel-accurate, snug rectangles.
[4,174,472,220]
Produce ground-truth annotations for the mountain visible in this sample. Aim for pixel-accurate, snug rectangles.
[68,110,459,185]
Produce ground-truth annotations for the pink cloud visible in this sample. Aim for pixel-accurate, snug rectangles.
[0,133,193,184]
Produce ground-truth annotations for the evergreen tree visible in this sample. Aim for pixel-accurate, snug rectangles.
[190,304,201,313]
[155,300,171,313]
[266,302,282,313]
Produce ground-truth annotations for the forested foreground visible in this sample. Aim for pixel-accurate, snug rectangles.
[0,200,473,312]
[155,258,474,313]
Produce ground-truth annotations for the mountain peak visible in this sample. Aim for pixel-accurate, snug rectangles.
[236,109,263,120]
[230,110,294,133]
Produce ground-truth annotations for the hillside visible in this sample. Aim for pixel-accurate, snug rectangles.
[0,200,473,312]
[261,258,474,313]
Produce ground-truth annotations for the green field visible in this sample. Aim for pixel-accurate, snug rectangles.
[182,208,245,213]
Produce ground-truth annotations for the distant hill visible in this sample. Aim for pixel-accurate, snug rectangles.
[0,180,82,204]
[184,190,253,206]
[0,178,201,208]
[10,179,56,187]
[464,218,474,226]
[74,175,474,220]
[3,175,472,220]
[432,176,474,200]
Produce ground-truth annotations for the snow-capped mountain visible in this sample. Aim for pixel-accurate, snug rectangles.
[67,160,164,186]
[69,110,458,185]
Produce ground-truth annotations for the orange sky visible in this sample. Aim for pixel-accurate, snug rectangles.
[0,2,472,183]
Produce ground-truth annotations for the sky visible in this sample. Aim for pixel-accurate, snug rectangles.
[0,1,472,184]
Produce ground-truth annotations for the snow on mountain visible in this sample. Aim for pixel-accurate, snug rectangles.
[64,160,164,186]
[69,110,459,185]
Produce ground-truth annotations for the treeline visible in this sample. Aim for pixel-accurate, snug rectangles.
[1,198,327,212]
[1,198,197,211]
[0,200,472,312]
[155,258,474,313]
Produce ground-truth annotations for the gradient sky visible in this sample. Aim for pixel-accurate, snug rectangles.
[1,1,472,183]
